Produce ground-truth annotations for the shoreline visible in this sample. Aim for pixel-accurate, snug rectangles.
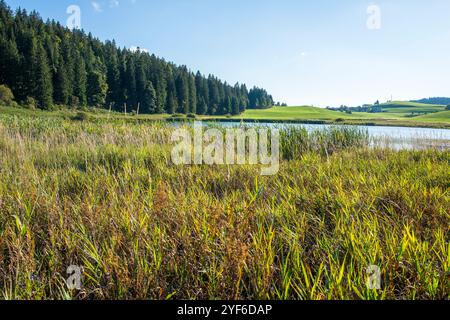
[185,117,450,130]
[1,106,449,130]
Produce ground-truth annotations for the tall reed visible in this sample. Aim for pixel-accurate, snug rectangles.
[0,115,448,300]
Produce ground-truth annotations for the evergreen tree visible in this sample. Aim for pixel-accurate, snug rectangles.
[166,72,177,114]
[125,56,137,108]
[154,72,166,114]
[197,97,207,115]
[188,74,197,114]
[105,42,121,108]
[208,78,219,114]
[34,41,53,109]
[15,30,37,102]
[239,84,248,112]
[73,52,87,106]
[60,38,74,104]
[53,54,69,105]
[231,96,240,115]
[248,87,273,109]
[175,73,189,114]
[135,56,147,107]
[224,97,232,115]
[87,70,108,107]
[0,37,19,91]
[167,92,177,114]
[142,81,157,114]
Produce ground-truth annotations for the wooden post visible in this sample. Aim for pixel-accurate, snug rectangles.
[137,102,140,116]
[124,103,127,115]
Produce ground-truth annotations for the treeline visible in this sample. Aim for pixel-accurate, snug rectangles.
[411,97,450,106]
[0,1,275,114]
[327,101,382,114]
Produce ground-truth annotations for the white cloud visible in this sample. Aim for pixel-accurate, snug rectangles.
[91,1,103,12]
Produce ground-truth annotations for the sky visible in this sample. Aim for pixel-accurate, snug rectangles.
[5,0,450,107]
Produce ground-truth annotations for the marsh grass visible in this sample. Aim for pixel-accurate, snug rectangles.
[0,115,448,300]
[279,126,370,159]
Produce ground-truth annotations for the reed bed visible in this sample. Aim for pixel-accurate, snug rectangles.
[0,115,448,300]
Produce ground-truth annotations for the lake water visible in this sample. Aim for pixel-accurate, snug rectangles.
[205,121,450,150]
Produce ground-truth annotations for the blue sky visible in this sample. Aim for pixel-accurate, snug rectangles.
[5,0,450,107]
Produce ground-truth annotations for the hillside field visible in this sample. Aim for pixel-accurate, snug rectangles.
[228,102,450,128]
[379,101,445,113]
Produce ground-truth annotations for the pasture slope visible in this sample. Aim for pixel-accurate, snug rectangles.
[230,102,449,127]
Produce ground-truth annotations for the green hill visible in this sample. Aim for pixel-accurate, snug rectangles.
[410,111,450,122]
[227,104,450,127]
[236,106,353,121]
[379,101,445,114]
[411,97,450,105]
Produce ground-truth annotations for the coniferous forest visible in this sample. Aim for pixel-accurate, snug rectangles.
[0,1,274,114]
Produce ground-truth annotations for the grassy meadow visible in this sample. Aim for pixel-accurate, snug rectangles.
[228,103,450,128]
[379,101,445,113]
[0,109,448,300]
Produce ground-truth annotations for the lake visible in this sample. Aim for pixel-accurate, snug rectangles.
[204,121,450,150]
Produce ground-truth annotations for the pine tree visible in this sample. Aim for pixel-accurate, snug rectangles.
[105,43,121,108]
[223,97,232,115]
[135,57,147,107]
[125,56,137,108]
[0,37,19,92]
[142,81,157,114]
[208,78,219,114]
[73,52,87,106]
[53,54,69,105]
[61,39,74,104]
[87,70,108,107]
[167,92,176,114]
[195,73,212,114]
[198,97,207,115]
[34,41,53,109]
[240,84,248,112]
[248,87,272,109]
[188,74,197,114]
[231,96,240,115]
[175,73,189,114]
[15,30,37,102]
[154,73,166,114]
